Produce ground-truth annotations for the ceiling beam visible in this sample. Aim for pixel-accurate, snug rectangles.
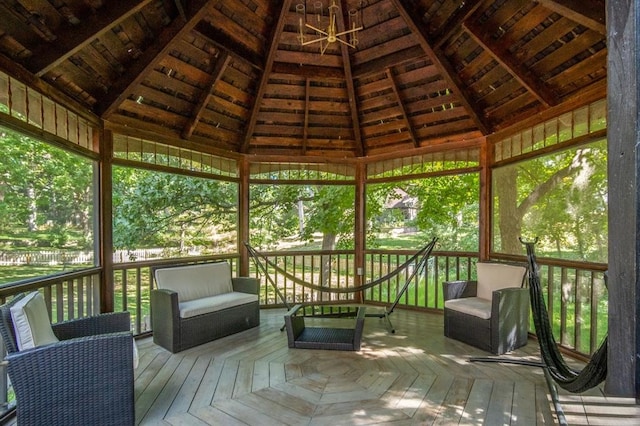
[386,68,419,148]
[271,62,344,79]
[433,0,484,49]
[0,52,100,125]
[28,0,154,76]
[336,0,364,157]
[182,51,230,139]
[3,0,57,42]
[302,78,310,154]
[194,20,263,71]
[463,18,559,108]
[351,45,425,78]
[96,0,213,118]
[536,0,605,35]
[240,0,290,153]
[391,0,489,135]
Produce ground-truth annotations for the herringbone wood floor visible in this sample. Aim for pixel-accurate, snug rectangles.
[134,309,639,425]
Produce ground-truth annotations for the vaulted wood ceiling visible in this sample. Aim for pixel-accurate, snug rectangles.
[0,0,606,158]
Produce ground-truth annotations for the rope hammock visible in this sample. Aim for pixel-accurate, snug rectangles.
[522,238,607,393]
[244,237,437,332]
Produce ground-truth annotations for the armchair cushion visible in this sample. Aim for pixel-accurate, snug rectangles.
[444,297,491,319]
[476,262,526,300]
[443,262,529,355]
[10,292,59,350]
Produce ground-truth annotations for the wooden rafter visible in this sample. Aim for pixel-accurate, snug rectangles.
[96,0,212,118]
[386,68,418,148]
[29,0,154,76]
[336,0,363,157]
[463,18,559,108]
[3,0,56,42]
[302,78,310,154]
[194,21,263,71]
[352,46,425,78]
[271,62,344,79]
[240,0,290,153]
[433,0,484,49]
[537,0,605,35]
[182,51,230,139]
[391,0,489,135]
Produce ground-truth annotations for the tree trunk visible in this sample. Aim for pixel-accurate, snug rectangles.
[496,167,521,253]
[26,185,37,232]
[320,232,336,291]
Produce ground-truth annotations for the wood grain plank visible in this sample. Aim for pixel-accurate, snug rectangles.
[132,309,634,425]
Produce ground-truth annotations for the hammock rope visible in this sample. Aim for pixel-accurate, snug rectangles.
[245,237,437,295]
[521,238,607,393]
[245,237,437,333]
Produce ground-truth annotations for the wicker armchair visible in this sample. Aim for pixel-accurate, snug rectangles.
[0,294,135,426]
[443,262,529,355]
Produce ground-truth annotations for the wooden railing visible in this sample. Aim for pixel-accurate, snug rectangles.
[0,250,608,417]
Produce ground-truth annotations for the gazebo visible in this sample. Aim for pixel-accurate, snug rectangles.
[0,0,637,410]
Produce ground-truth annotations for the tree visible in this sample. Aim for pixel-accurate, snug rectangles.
[494,141,608,261]
[0,126,94,250]
[112,167,237,257]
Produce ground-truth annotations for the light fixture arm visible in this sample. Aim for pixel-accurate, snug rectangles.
[297,0,363,54]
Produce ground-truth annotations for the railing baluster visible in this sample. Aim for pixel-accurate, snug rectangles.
[67,279,75,320]
[575,269,582,352]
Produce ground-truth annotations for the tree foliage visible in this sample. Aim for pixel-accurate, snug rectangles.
[0,126,93,249]
[493,140,607,261]
[112,167,237,255]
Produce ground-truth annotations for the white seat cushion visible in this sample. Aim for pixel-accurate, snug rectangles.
[178,292,258,319]
[445,297,492,320]
[10,291,59,350]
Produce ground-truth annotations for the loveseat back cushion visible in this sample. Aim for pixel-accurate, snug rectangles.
[155,262,233,302]
[179,292,259,318]
[476,263,526,301]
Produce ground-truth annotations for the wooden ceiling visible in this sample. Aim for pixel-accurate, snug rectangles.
[0,0,606,159]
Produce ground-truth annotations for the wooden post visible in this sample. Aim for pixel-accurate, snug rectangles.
[354,162,366,302]
[606,0,640,398]
[99,129,114,313]
[238,157,250,276]
[479,137,490,261]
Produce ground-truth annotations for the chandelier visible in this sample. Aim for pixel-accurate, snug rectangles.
[296,0,363,55]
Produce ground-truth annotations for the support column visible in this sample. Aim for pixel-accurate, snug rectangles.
[99,129,114,313]
[606,0,639,398]
[238,157,250,276]
[354,162,366,302]
[479,137,491,261]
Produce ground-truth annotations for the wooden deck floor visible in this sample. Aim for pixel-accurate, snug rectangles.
[134,309,639,425]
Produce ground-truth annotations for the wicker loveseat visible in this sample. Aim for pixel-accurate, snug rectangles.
[151,261,260,353]
[0,293,135,426]
[443,262,529,355]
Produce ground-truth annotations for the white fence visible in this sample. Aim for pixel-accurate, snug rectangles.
[0,250,94,266]
[0,248,191,266]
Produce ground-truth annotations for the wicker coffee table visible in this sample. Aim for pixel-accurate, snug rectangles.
[283,304,366,351]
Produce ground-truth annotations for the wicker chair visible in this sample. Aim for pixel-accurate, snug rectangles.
[443,262,529,355]
[0,294,135,426]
